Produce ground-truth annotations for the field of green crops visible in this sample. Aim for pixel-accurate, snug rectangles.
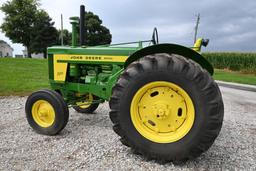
[203,52,256,74]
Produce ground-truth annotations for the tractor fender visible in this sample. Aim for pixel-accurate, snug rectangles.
[125,43,214,75]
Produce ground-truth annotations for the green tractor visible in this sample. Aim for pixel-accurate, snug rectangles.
[25,5,224,162]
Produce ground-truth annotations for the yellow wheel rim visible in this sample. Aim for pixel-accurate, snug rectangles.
[130,81,195,143]
[76,94,93,109]
[32,100,55,128]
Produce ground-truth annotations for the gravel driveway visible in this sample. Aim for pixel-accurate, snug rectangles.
[0,86,255,170]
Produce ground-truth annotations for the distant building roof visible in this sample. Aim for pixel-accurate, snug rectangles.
[0,40,14,51]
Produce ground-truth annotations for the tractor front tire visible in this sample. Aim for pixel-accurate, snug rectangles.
[109,53,224,162]
[25,89,69,135]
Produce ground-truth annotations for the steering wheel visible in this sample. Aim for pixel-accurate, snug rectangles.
[152,27,159,45]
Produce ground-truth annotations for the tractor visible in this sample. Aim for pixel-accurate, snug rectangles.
[25,5,224,162]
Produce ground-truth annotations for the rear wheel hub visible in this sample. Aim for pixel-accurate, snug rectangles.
[130,81,195,143]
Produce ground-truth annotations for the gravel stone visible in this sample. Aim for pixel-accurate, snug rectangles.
[0,86,255,170]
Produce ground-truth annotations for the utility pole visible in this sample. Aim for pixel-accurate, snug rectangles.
[194,13,200,44]
[61,14,64,46]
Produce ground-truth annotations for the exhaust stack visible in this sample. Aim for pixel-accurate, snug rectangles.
[80,5,85,46]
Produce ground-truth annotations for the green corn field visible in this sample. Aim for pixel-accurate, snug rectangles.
[203,52,256,74]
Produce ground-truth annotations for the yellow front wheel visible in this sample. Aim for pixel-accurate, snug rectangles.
[25,89,69,135]
[109,54,224,162]
[32,100,56,128]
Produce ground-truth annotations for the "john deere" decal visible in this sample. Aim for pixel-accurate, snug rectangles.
[53,54,128,81]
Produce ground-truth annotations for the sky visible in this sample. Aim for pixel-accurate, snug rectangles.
[0,0,256,55]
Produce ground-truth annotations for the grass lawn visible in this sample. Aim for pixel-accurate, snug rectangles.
[0,58,49,96]
[213,69,256,85]
[0,58,255,96]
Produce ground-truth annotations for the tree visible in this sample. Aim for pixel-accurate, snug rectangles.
[1,1,112,58]
[84,11,112,46]
[0,0,39,58]
[30,10,58,58]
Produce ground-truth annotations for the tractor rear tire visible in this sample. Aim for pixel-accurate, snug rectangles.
[109,53,224,162]
[25,89,69,135]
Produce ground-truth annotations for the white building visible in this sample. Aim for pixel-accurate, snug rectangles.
[0,40,13,57]
[23,48,44,59]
